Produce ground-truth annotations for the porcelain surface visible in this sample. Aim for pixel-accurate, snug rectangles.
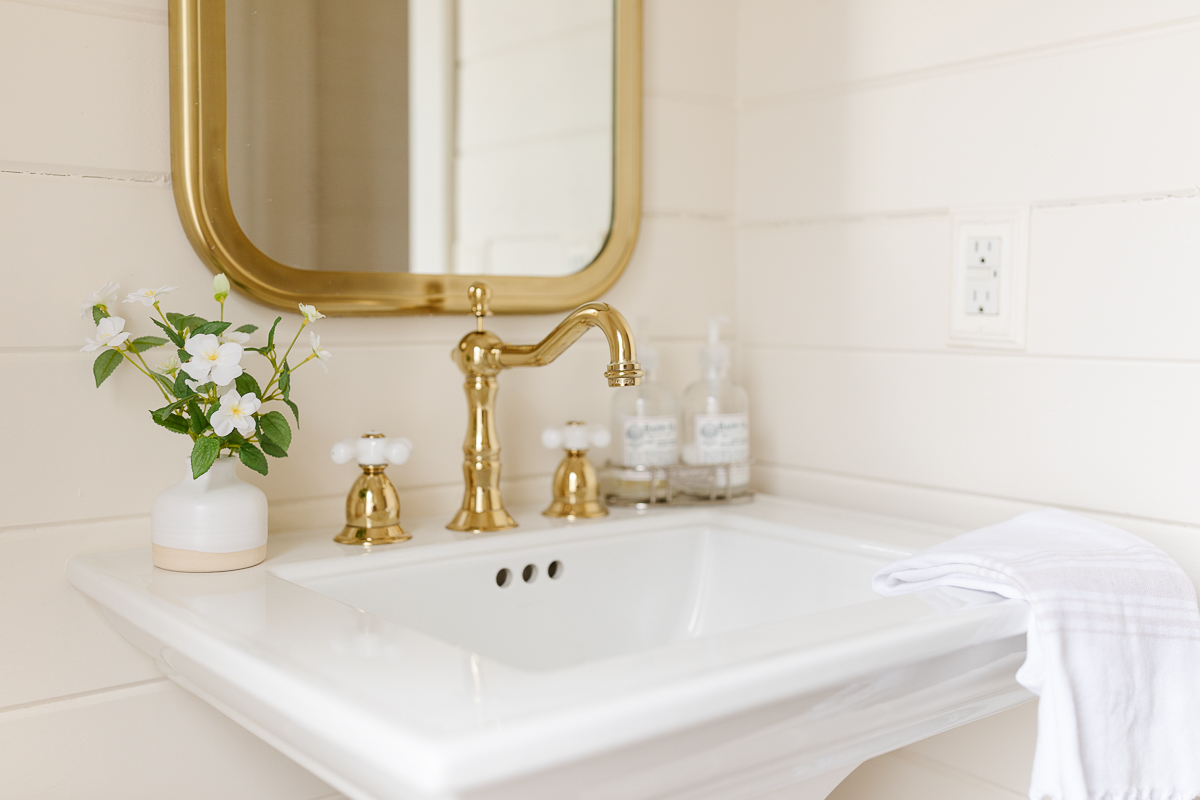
[67,497,1032,800]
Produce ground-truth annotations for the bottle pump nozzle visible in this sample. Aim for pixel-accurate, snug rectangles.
[701,315,730,380]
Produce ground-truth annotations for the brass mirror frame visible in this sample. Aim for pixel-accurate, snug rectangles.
[168,0,642,315]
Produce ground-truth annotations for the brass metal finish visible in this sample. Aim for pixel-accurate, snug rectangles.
[448,283,641,532]
[544,445,608,519]
[168,0,642,315]
[336,464,410,545]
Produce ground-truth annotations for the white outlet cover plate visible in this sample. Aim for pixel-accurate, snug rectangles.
[949,208,1029,349]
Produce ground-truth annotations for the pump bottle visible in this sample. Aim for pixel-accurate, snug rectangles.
[609,325,678,499]
[681,316,750,492]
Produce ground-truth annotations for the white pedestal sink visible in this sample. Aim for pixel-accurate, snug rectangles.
[67,497,1031,800]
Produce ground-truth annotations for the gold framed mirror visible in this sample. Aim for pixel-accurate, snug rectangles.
[168,0,641,315]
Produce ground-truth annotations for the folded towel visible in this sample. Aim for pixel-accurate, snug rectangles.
[873,508,1200,800]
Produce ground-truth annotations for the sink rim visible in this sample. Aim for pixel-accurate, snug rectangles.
[66,500,1030,797]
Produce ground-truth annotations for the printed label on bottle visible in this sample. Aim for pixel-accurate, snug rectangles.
[620,415,678,467]
[693,413,749,464]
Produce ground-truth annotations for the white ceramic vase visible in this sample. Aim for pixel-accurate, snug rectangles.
[151,456,268,572]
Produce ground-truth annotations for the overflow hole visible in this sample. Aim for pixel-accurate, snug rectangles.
[548,560,563,579]
[496,568,512,588]
[522,564,538,583]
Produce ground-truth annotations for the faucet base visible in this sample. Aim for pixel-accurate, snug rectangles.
[334,524,410,546]
[447,508,518,533]
[543,500,608,519]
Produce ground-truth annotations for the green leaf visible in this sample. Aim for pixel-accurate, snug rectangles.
[234,372,262,399]
[238,442,268,476]
[235,324,258,334]
[224,431,247,446]
[257,410,292,452]
[92,349,123,387]
[172,370,192,398]
[128,335,168,353]
[150,410,190,435]
[191,320,231,337]
[265,316,282,351]
[279,360,291,400]
[166,312,186,328]
[187,399,209,436]
[151,371,177,395]
[153,397,191,421]
[91,305,108,324]
[259,436,287,458]
[151,317,185,348]
[174,315,209,337]
[190,437,220,479]
[283,398,300,427]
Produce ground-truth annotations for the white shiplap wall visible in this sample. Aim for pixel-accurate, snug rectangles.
[0,0,734,796]
[735,1,1200,796]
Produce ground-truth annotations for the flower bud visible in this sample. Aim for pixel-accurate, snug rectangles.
[213,273,230,302]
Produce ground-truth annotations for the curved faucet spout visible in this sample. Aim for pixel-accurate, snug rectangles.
[497,303,643,387]
[448,284,643,533]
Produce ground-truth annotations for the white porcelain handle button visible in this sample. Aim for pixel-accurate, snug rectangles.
[542,422,609,451]
[331,433,413,466]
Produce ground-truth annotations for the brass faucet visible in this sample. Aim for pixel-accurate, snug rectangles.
[448,282,642,532]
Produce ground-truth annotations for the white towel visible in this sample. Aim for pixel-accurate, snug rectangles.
[873,508,1200,800]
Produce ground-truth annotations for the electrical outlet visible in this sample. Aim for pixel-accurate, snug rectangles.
[968,236,1001,268]
[949,209,1028,349]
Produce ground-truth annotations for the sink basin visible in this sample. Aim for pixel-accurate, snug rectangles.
[282,522,884,672]
[67,498,1031,800]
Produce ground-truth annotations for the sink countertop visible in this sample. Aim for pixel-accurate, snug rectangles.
[67,495,1030,799]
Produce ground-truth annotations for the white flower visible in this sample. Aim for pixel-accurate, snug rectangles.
[156,354,181,377]
[210,389,260,437]
[123,286,178,306]
[298,303,325,323]
[213,273,230,301]
[80,281,119,318]
[219,330,250,345]
[181,333,244,386]
[80,316,132,352]
[309,330,332,373]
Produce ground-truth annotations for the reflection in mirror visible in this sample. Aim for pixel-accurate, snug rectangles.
[225,0,615,278]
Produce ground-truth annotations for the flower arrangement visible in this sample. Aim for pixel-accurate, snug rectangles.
[81,275,331,479]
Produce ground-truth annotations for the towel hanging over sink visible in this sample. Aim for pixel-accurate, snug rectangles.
[873,508,1200,800]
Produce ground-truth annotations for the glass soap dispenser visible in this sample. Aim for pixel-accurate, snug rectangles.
[681,316,750,493]
[609,326,679,500]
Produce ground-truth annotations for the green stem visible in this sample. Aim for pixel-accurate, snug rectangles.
[262,321,306,397]
[120,345,172,402]
[152,301,171,328]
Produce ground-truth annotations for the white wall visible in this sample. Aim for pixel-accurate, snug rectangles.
[735,1,1200,796]
[0,0,734,796]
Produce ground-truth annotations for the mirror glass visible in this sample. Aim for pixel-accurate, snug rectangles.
[225,0,615,277]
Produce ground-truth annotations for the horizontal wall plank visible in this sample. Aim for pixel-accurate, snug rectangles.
[0,173,730,351]
[0,680,333,800]
[7,0,167,25]
[737,214,950,350]
[737,24,1200,221]
[645,0,736,100]
[0,339,705,530]
[0,2,168,172]
[645,96,734,218]
[738,0,1200,102]
[0,520,159,708]
[746,348,1200,527]
[1026,196,1200,361]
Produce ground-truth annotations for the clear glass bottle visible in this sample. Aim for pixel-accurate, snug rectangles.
[608,334,678,502]
[681,316,750,494]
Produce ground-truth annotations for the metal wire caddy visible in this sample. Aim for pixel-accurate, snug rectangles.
[600,461,754,508]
